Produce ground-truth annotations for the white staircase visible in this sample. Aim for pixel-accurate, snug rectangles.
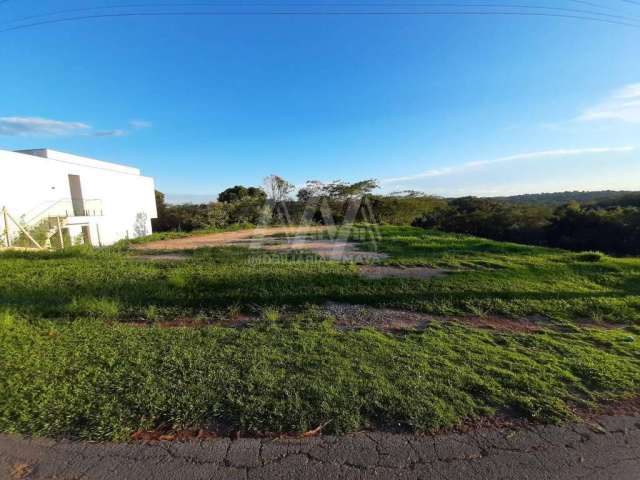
[43,217,68,249]
[1,202,98,250]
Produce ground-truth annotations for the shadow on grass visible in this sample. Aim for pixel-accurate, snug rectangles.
[1,268,636,319]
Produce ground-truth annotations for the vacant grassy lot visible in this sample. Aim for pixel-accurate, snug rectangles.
[1,225,640,440]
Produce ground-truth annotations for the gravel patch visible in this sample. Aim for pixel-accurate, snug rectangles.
[132,227,388,262]
[323,303,561,333]
[323,302,434,331]
[262,239,388,261]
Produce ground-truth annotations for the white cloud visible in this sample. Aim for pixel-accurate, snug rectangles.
[0,115,152,137]
[577,83,640,123]
[381,146,636,184]
[93,129,127,137]
[0,116,90,136]
[129,119,152,129]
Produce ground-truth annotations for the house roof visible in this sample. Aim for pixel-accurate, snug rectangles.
[14,149,142,176]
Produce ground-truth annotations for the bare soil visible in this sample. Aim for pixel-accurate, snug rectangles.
[456,315,549,333]
[132,226,331,251]
[122,303,631,334]
[323,302,434,331]
[132,253,191,262]
[132,226,389,261]
[262,240,388,261]
[323,303,557,333]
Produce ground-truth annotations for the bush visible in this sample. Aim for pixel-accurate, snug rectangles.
[416,197,640,256]
[66,297,120,319]
[574,251,604,262]
[368,195,447,225]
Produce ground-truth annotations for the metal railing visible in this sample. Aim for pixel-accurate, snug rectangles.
[23,198,103,226]
[1,199,104,250]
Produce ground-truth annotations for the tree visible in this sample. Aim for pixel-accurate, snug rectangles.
[264,175,295,204]
[325,179,379,200]
[218,185,266,204]
[369,194,447,225]
[388,190,426,198]
[297,180,326,202]
[152,190,173,231]
[296,179,379,203]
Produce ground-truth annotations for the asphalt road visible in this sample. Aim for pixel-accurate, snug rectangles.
[2,415,640,479]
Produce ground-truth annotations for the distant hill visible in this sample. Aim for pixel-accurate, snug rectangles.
[490,190,640,206]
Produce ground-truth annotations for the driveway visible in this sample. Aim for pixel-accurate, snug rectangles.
[132,226,330,251]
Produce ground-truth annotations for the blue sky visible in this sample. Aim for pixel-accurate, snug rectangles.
[1,1,639,202]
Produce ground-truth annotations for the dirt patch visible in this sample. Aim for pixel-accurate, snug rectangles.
[132,226,331,251]
[132,253,191,262]
[454,315,548,333]
[131,420,330,443]
[128,396,640,443]
[121,304,629,334]
[574,395,640,419]
[323,303,555,333]
[323,302,434,331]
[263,240,388,261]
[359,265,449,280]
[133,226,388,262]
[10,463,32,480]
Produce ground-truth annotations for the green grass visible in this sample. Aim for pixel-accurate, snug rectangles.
[2,310,640,441]
[1,226,639,323]
[1,225,640,441]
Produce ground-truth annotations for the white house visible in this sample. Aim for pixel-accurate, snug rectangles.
[0,148,157,247]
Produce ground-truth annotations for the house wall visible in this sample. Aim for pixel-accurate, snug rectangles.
[0,149,157,246]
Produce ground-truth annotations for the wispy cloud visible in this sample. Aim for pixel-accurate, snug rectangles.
[381,146,636,184]
[93,129,127,137]
[0,116,152,137]
[577,83,640,123]
[0,116,90,136]
[129,119,152,129]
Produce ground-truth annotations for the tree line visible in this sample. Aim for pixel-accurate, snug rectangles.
[153,177,640,256]
[417,195,640,255]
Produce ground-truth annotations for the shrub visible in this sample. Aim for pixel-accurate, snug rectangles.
[66,297,120,319]
[574,251,604,262]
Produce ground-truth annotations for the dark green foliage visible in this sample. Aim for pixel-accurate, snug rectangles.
[153,187,266,232]
[492,190,639,206]
[597,193,640,208]
[154,185,640,255]
[416,197,551,245]
[367,195,447,225]
[218,185,267,204]
[418,197,640,256]
[546,204,640,255]
[574,252,604,263]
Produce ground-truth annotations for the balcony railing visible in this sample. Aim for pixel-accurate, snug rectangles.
[23,198,103,226]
